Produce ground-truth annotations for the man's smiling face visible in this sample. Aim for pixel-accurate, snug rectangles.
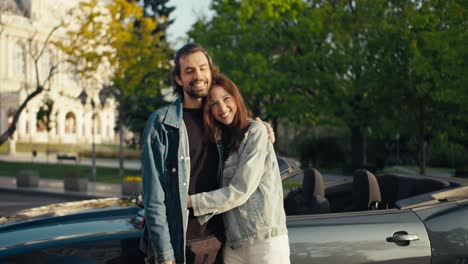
[175,51,212,100]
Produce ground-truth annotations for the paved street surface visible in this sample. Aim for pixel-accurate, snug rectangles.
[0,152,141,170]
[0,174,121,195]
[0,152,130,217]
[0,176,123,217]
[0,190,82,217]
[1,151,450,218]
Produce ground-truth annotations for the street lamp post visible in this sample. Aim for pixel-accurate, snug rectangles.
[396,133,400,165]
[91,99,96,183]
[79,89,96,183]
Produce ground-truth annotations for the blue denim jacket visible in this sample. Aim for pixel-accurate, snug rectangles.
[140,98,192,263]
[191,120,288,249]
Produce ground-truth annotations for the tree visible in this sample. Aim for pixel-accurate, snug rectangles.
[189,0,321,150]
[141,0,175,40]
[62,0,172,134]
[60,0,173,176]
[0,13,62,145]
[189,0,387,164]
[304,1,392,169]
[369,0,468,174]
[189,0,467,174]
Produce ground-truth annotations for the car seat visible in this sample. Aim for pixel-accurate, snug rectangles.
[284,168,330,215]
[352,169,382,211]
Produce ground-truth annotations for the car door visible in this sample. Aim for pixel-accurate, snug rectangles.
[287,208,431,264]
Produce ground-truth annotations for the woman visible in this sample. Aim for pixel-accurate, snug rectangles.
[188,74,290,264]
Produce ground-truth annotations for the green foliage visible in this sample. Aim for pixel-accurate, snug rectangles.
[142,0,175,39]
[59,0,173,137]
[189,0,467,172]
[369,0,468,173]
[429,132,468,168]
[298,135,347,169]
[190,0,319,126]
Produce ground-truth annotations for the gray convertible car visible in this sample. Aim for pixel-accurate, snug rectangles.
[0,164,467,264]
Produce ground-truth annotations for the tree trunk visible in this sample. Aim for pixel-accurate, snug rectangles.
[350,126,364,171]
[419,140,427,176]
[0,86,43,145]
[417,99,426,175]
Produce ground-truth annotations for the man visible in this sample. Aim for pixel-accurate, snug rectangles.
[140,44,274,264]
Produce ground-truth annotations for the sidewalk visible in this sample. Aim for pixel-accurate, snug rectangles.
[0,152,138,199]
[0,152,141,198]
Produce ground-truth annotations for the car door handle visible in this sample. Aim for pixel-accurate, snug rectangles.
[392,234,419,242]
[387,231,419,246]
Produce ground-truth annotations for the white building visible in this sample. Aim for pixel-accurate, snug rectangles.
[0,0,116,150]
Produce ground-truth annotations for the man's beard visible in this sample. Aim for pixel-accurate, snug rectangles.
[184,88,208,99]
[183,79,209,99]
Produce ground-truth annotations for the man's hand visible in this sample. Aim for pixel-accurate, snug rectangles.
[256,117,275,144]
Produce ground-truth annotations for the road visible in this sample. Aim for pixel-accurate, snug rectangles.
[0,153,141,170]
[0,190,86,217]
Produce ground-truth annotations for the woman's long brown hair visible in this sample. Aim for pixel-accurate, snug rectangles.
[203,74,251,156]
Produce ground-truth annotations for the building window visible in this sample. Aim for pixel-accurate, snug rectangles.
[7,109,15,129]
[65,112,76,134]
[11,42,26,77]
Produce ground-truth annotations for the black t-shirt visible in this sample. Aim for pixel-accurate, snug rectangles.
[183,108,224,240]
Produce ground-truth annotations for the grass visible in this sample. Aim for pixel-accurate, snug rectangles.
[0,161,140,184]
[282,181,302,189]
[407,166,454,174]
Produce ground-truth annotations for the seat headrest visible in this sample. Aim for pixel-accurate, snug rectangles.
[353,169,381,211]
[302,168,325,199]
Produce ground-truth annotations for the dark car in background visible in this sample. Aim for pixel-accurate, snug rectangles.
[0,162,468,264]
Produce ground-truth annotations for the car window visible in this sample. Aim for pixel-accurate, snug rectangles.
[2,238,145,264]
[277,157,289,174]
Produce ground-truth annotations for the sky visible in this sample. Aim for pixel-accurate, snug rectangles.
[166,0,214,49]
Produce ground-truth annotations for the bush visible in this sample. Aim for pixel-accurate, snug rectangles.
[122,175,142,196]
[428,141,468,168]
[299,136,346,169]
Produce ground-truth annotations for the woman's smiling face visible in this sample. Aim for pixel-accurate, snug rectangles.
[208,85,237,125]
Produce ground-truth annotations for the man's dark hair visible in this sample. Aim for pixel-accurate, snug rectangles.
[171,43,218,97]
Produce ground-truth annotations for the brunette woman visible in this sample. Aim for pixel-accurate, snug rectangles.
[188,74,290,264]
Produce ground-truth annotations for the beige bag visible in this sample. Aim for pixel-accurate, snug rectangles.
[186,236,222,264]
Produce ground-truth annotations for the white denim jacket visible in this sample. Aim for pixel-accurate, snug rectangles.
[191,120,287,249]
